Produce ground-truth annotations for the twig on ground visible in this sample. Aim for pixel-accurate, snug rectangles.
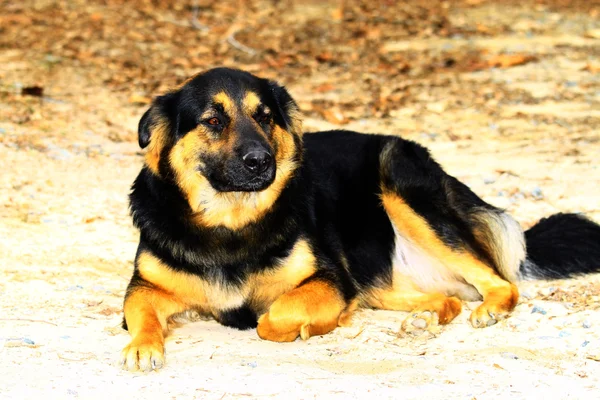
[227,31,257,56]
[190,0,209,31]
[0,318,58,326]
[224,0,258,56]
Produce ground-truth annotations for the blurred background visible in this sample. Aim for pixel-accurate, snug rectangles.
[1,1,600,397]
[2,0,599,137]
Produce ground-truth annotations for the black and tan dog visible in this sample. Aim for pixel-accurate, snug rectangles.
[120,67,600,371]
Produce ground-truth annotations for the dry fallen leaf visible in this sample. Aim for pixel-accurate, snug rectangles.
[584,29,600,39]
[316,52,334,63]
[487,54,536,68]
[128,94,152,105]
[582,63,600,74]
[314,83,335,93]
[322,108,347,125]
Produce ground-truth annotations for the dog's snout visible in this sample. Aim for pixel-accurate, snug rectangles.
[243,151,272,174]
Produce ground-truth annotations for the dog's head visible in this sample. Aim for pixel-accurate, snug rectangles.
[138,68,302,229]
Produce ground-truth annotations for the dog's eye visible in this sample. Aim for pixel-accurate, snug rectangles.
[205,117,221,126]
[256,113,271,124]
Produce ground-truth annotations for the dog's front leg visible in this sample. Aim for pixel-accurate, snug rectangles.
[256,277,351,342]
[120,287,186,371]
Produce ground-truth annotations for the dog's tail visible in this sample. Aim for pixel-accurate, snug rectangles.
[520,213,600,280]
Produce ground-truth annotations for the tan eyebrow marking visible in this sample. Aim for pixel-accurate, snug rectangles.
[242,91,261,115]
[213,92,235,115]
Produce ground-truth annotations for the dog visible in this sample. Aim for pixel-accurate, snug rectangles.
[120,67,600,371]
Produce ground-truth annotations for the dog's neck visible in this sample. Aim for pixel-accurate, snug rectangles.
[129,166,306,270]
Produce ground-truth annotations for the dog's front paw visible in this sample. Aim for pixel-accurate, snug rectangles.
[257,310,306,342]
[120,334,165,372]
[256,281,344,342]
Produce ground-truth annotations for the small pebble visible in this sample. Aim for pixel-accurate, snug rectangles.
[558,331,571,338]
[500,352,519,360]
[582,320,592,329]
[247,361,257,368]
[521,291,533,300]
[538,336,555,340]
[582,341,590,348]
[22,338,35,345]
[411,318,427,329]
[530,187,544,200]
[531,305,547,315]
[483,176,496,184]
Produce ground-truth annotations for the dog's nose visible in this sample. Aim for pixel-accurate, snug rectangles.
[242,151,272,174]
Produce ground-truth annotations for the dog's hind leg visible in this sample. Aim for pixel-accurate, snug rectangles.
[365,275,462,334]
[379,138,520,329]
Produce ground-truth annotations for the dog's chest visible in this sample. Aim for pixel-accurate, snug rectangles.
[139,239,317,320]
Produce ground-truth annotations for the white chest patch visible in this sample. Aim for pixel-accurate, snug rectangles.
[203,281,249,312]
[391,229,482,301]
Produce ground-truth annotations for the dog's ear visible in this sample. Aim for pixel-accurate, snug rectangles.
[137,93,179,149]
[268,81,301,133]
[137,107,154,149]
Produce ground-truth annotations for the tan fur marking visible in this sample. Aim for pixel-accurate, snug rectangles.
[189,126,298,230]
[249,239,317,313]
[257,280,347,342]
[121,282,187,371]
[242,91,261,115]
[381,192,519,327]
[166,92,301,230]
[144,119,169,175]
[138,252,247,312]
[213,91,235,115]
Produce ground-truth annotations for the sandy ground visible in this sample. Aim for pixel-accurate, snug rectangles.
[1,1,600,399]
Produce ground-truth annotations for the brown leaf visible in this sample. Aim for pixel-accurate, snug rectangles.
[322,108,347,125]
[582,63,600,74]
[89,13,103,22]
[331,7,344,21]
[487,54,536,69]
[316,52,334,63]
[128,94,152,105]
[314,83,335,93]
[98,307,118,316]
[584,29,600,39]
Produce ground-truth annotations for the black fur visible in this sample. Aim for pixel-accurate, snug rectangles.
[217,305,258,330]
[522,213,600,279]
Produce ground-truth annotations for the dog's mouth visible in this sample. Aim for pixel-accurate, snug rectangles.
[231,167,276,192]
[203,164,276,193]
